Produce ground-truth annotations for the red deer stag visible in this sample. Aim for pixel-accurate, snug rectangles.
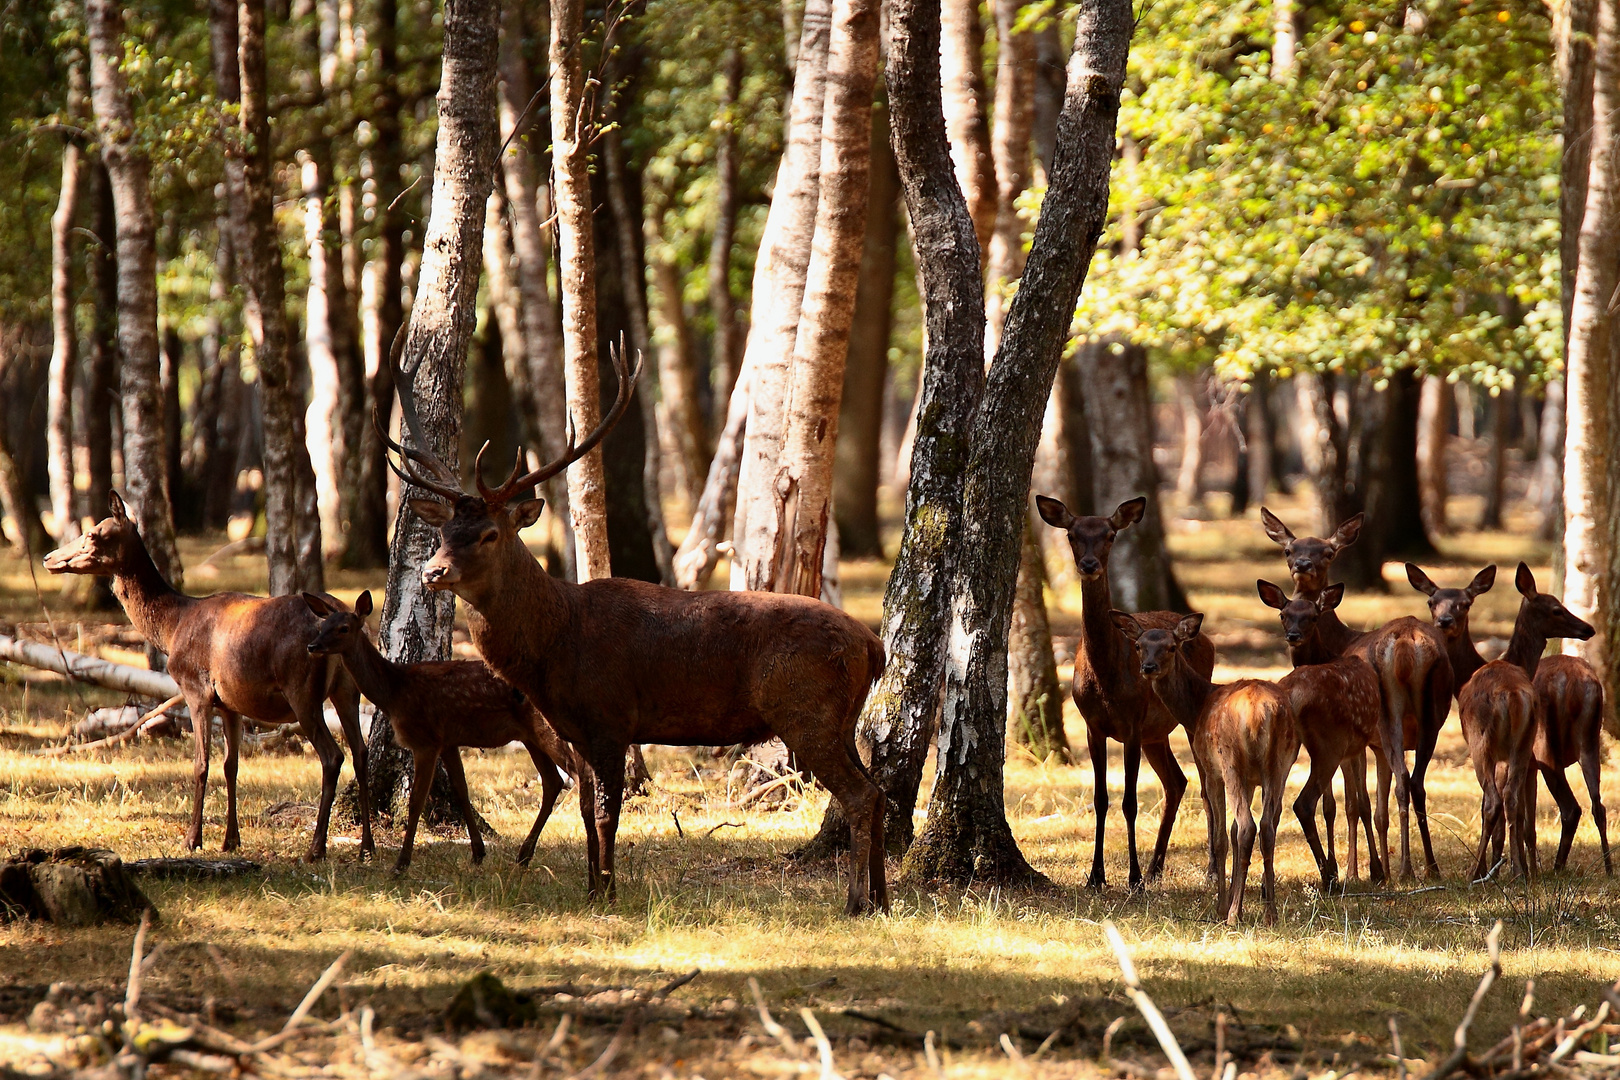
[382,351,890,914]
[1257,580,1385,888]
[1407,562,1607,875]
[1036,495,1216,890]
[1259,508,1453,881]
[1112,612,1298,925]
[42,492,375,860]
[304,590,590,875]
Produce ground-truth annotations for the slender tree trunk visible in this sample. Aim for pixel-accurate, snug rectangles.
[1031,14,1064,181]
[1417,374,1449,536]
[734,0,833,589]
[360,0,501,821]
[709,47,745,426]
[1174,374,1204,505]
[649,203,709,508]
[901,0,1133,887]
[484,187,532,464]
[497,0,574,577]
[1562,0,1600,347]
[86,161,117,532]
[0,336,49,556]
[1481,387,1509,530]
[1032,351,1090,581]
[551,0,612,580]
[673,362,750,589]
[1564,0,1620,692]
[769,0,882,599]
[833,99,898,560]
[1533,380,1565,539]
[86,0,182,587]
[804,0,988,858]
[161,329,184,513]
[983,0,1034,358]
[49,129,84,543]
[1008,513,1069,762]
[1375,368,1435,560]
[939,0,995,260]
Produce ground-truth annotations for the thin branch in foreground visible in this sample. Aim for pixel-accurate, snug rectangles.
[801,1009,842,1080]
[750,977,798,1056]
[248,950,351,1053]
[1432,920,1503,1080]
[1103,921,1197,1080]
[1389,1015,1406,1080]
[124,908,152,1028]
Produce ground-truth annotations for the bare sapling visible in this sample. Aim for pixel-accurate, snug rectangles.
[1407,561,1611,875]
[383,349,891,914]
[1036,495,1217,891]
[42,492,374,860]
[1257,580,1384,888]
[1112,611,1299,925]
[304,590,589,875]
[1260,508,1454,881]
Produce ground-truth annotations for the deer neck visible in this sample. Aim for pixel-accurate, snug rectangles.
[1446,615,1488,689]
[111,542,191,653]
[459,543,569,680]
[1078,570,1130,681]
[341,633,407,712]
[1152,655,1215,733]
[1502,605,1549,677]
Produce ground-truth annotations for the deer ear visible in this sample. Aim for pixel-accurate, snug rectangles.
[302,592,332,616]
[1317,583,1345,612]
[1035,495,1076,530]
[510,498,545,530]
[1256,580,1289,610]
[1515,561,1537,597]
[355,590,373,617]
[1405,563,1438,597]
[108,490,127,520]
[409,498,454,526]
[1108,610,1142,641]
[1468,565,1497,598]
[1174,613,1205,642]
[1259,506,1294,546]
[1110,497,1147,532]
[1329,513,1365,553]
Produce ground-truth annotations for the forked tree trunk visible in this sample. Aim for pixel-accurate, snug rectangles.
[901,0,1133,887]
[359,0,501,822]
[709,47,745,427]
[551,0,612,580]
[734,0,833,589]
[803,0,988,858]
[939,0,995,261]
[833,99,899,561]
[49,125,84,543]
[1563,0,1620,693]
[239,0,323,595]
[1417,375,1449,536]
[770,0,881,599]
[86,0,182,587]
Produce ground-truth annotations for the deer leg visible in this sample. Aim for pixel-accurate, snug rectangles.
[394,750,439,876]
[1228,784,1257,926]
[1123,736,1144,891]
[1409,723,1442,879]
[1086,725,1109,890]
[572,760,601,890]
[1373,751,1392,884]
[517,740,565,867]
[1203,762,1228,917]
[182,687,212,851]
[331,677,375,859]
[1142,741,1184,884]
[1321,771,1339,892]
[1260,779,1285,927]
[1293,749,1334,891]
[588,747,626,902]
[1505,755,1532,880]
[1349,753,1384,885]
[1540,763,1579,872]
[296,698,346,863]
[221,711,243,853]
[792,735,887,915]
[439,748,484,865]
[1579,742,1611,875]
[1471,755,1503,882]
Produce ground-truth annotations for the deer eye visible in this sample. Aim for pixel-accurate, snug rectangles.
[479,530,499,545]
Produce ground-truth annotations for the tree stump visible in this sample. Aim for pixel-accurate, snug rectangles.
[0,848,155,925]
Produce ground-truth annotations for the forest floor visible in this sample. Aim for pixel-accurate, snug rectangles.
[2,492,1617,1079]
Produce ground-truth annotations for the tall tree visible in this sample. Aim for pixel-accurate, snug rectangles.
[901,0,1134,885]
[709,46,746,429]
[85,160,118,549]
[85,0,182,587]
[551,0,612,579]
[48,58,85,545]
[939,0,995,260]
[239,0,323,595]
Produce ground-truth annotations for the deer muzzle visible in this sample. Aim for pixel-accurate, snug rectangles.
[41,541,88,574]
[421,557,462,590]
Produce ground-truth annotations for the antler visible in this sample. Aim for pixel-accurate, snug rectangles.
[485,344,643,505]
[375,321,467,503]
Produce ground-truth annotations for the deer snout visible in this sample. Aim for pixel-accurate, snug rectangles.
[422,559,461,589]
[1285,630,1303,645]
[1140,660,1159,676]
[1436,614,1455,630]
[1078,556,1101,576]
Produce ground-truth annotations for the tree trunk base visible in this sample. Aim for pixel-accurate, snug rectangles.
[1,848,155,925]
[897,811,1047,888]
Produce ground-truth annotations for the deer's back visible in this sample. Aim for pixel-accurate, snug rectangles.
[385,659,537,752]
[1533,654,1603,768]
[1198,680,1296,783]
[1349,616,1453,747]
[1458,660,1536,761]
[1279,655,1381,753]
[1074,610,1215,741]
[168,593,337,721]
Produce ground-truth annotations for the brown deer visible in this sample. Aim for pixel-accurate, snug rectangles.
[1259,508,1454,881]
[42,492,375,860]
[1036,495,1217,890]
[1112,612,1298,925]
[303,590,591,875]
[1448,564,1593,880]
[383,350,890,914]
[1257,580,1385,889]
[1407,562,1608,875]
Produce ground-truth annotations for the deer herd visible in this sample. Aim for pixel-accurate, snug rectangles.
[34,350,1610,921]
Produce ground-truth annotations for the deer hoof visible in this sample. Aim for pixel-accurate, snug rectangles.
[1086,871,1107,891]
[304,848,327,864]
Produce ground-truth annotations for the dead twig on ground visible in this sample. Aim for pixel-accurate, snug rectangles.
[1104,921,1197,1080]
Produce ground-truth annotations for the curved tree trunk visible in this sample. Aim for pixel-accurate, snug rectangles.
[901,0,1134,887]
[734,0,833,589]
[552,0,612,580]
[49,128,83,544]
[939,0,995,261]
[86,0,182,588]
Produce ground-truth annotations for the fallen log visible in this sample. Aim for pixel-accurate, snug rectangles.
[0,633,178,698]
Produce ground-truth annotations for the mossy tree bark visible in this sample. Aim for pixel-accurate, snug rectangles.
[900,0,1133,887]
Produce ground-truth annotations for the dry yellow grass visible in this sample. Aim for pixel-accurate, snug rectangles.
[2,496,1618,1077]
